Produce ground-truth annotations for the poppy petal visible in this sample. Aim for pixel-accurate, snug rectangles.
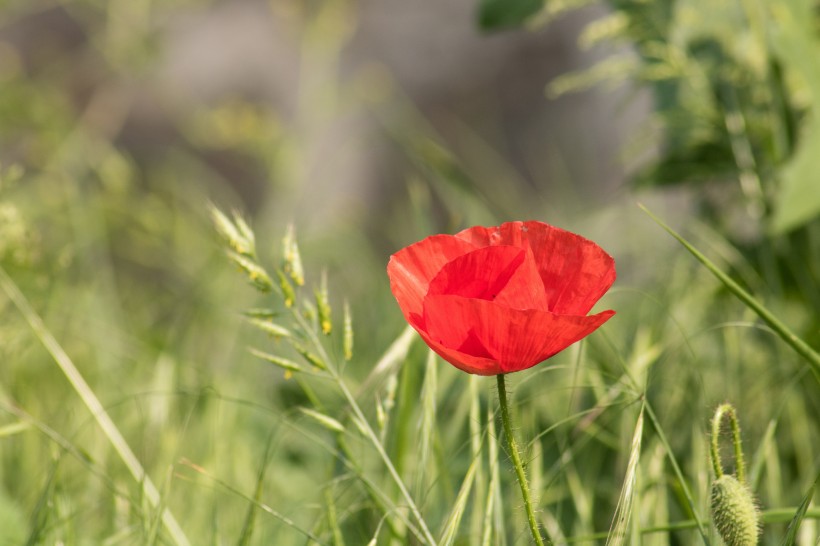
[426,245,549,311]
[387,234,477,322]
[423,294,615,373]
[415,328,503,375]
[456,221,616,315]
[520,221,616,315]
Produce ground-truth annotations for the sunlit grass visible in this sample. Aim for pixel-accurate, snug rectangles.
[0,0,818,544]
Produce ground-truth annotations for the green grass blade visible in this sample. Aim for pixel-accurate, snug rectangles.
[439,458,478,546]
[180,459,323,543]
[24,458,58,546]
[237,439,274,546]
[639,204,820,383]
[468,374,486,541]
[291,310,438,545]
[482,406,501,546]
[416,350,437,496]
[325,487,346,546]
[0,266,191,546]
[779,470,819,546]
[0,421,30,437]
[606,404,645,546]
[356,325,416,396]
[644,402,711,545]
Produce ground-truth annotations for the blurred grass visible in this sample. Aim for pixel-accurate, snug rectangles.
[0,0,818,544]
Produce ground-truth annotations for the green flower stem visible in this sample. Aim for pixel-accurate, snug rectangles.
[497,374,546,546]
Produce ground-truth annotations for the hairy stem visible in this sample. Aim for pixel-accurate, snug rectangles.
[711,404,746,483]
[497,374,546,546]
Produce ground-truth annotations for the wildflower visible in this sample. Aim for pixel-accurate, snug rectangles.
[387,221,616,375]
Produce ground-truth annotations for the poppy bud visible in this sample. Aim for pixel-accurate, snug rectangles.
[710,475,759,546]
[709,404,760,546]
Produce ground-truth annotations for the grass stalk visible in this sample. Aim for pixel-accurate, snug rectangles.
[643,401,711,545]
[0,266,191,546]
[291,310,438,546]
[639,204,820,383]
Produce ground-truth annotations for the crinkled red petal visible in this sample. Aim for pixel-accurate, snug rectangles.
[426,245,549,311]
[414,327,503,375]
[423,294,615,373]
[455,221,616,315]
[387,234,477,323]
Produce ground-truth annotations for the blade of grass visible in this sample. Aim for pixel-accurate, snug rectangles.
[147,465,175,546]
[644,401,711,545]
[180,459,324,543]
[416,350,437,497]
[639,204,820,384]
[468,374,486,542]
[325,487,346,546]
[438,458,478,546]
[356,325,416,396]
[0,266,191,546]
[482,405,501,546]
[779,470,819,546]
[24,456,59,546]
[291,310,438,545]
[564,507,820,543]
[0,421,30,437]
[606,404,645,546]
[237,437,275,546]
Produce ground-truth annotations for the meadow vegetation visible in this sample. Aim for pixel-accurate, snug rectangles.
[0,0,817,544]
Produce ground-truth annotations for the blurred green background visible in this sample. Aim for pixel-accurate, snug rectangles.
[0,0,817,544]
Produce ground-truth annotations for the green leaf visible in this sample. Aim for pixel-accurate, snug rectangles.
[778,471,819,546]
[478,0,543,30]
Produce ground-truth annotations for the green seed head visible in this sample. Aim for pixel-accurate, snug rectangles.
[710,475,759,546]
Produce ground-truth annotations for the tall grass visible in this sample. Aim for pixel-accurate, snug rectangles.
[0,0,818,544]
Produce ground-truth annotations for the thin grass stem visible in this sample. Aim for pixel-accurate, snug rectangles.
[639,204,820,384]
[291,310,438,546]
[643,401,711,546]
[0,266,191,546]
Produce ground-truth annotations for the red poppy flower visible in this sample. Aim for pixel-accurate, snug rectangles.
[387,221,616,375]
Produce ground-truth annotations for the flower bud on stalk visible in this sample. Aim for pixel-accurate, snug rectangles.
[709,404,760,546]
[711,475,759,546]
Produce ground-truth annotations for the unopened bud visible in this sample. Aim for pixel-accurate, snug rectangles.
[710,475,759,546]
